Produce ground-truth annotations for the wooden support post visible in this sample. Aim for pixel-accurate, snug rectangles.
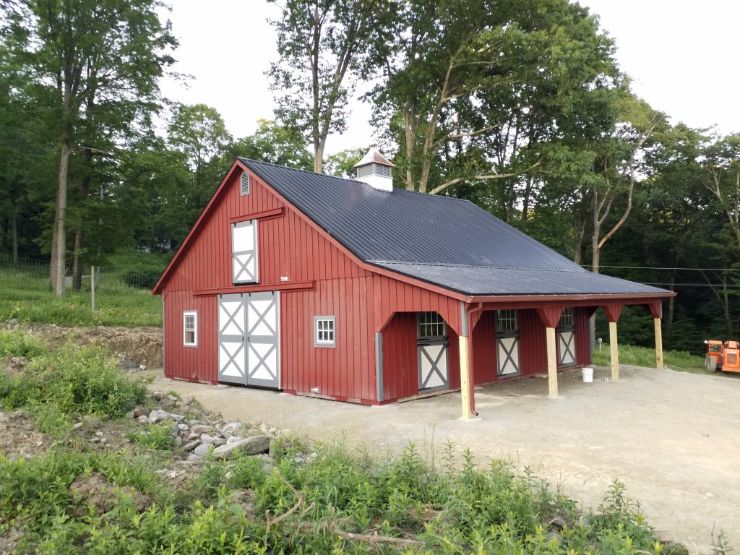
[546,326,558,398]
[609,321,619,381]
[654,317,664,369]
[459,335,472,419]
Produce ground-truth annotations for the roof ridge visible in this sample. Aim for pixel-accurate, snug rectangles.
[373,260,588,272]
[238,157,367,186]
[239,157,470,204]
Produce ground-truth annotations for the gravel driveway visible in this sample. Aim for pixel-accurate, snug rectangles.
[152,364,740,554]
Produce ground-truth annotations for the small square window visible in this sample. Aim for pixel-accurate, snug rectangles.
[184,311,198,347]
[240,172,251,196]
[314,316,335,347]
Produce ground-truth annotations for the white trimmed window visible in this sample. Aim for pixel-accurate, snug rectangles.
[314,316,336,347]
[240,172,251,196]
[183,311,198,347]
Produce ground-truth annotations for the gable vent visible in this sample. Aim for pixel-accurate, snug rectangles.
[240,172,251,196]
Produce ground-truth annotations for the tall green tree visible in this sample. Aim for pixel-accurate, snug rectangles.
[229,119,312,170]
[168,103,232,210]
[4,0,176,295]
[268,0,391,173]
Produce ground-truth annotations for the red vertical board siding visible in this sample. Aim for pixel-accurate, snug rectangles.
[381,313,417,401]
[163,290,217,383]
[574,308,592,365]
[471,311,498,384]
[517,309,548,376]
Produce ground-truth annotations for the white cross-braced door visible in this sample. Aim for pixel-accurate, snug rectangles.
[558,330,576,366]
[418,344,449,390]
[232,220,258,283]
[497,337,520,376]
[218,294,247,385]
[245,292,280,389]
[496,309,519,376]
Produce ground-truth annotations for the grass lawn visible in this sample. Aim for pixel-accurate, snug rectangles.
[592,343,705,373]
[0,266,161,327]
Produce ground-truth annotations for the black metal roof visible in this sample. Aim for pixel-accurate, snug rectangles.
[240,158,669,297]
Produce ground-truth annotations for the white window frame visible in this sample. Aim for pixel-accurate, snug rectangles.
[240,172,251,196]
[232,220,259,284]
[183,310,198,347]
[314,316,336,348]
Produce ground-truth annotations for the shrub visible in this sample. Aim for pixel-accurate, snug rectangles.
[128,421,176,451]
[0,342,147,418]
[0,329,45,358]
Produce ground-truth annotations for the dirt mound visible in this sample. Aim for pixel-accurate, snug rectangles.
[2,356,27,377]
[69,472,150,515]
[23,324,163,369]
[0,410,50,458]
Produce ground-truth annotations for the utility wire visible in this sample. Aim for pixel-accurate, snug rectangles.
[583,265,740,272]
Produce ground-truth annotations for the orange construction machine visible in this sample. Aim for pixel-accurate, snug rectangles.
[705,339,740,372]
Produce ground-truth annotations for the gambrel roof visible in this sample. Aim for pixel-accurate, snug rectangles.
[238,158,671,298]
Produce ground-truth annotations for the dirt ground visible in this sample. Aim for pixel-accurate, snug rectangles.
[151,365,740,553]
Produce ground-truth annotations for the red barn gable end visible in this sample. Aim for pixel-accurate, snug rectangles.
[153,154,673,416]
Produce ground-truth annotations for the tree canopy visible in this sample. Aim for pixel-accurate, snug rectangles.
[0,0,737,349]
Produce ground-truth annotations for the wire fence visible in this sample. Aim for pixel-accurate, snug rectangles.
[0,254,157,299]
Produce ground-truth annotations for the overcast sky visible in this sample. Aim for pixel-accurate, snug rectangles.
[159,0,740,155]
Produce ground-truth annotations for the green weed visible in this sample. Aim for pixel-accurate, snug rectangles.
[0,342,147,417]
[592,343,705,372]
[128,421,177,451]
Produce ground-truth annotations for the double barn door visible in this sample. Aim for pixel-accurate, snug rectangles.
[218,292,280,389]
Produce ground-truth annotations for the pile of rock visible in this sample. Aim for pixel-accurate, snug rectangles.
[130,392,277,461]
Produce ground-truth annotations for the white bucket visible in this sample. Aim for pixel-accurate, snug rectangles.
[582,367,594,383]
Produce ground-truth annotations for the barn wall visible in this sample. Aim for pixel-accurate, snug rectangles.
[162,169,367,293]
[163,290,217,383]
[381,313,417,401]
[518,309,548,376]
[380,310,461,402]
[471,311,498,384]
[162,168,372,392]
[280,277,375,403]
[574,308,592,366]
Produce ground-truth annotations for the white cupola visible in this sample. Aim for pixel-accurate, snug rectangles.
[352,148,395,192]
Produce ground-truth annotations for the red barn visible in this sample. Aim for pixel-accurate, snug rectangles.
[152,150,673,418]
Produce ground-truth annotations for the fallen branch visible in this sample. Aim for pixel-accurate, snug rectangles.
[265,470,304,531]
[332,529,424,548]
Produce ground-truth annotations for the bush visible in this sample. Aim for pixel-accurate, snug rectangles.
[128,422,176,451]
[0,342,147,417]
[0,329,45,358]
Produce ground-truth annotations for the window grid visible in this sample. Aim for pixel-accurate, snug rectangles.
[240,172,251,196]
[418,312,446,339]
[558,308,574,329]
[183,311,197,347]
[314,316,336,347]
[496,309,517,333]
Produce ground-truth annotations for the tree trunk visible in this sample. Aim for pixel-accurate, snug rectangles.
[314,139,325,174]
[667,271,675,331]
[52,139,70,297]
[521,176,533,222]
[72,229,83,290]
[10,210,18,264]
[49,209,59,286]
[591,190,601,274]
